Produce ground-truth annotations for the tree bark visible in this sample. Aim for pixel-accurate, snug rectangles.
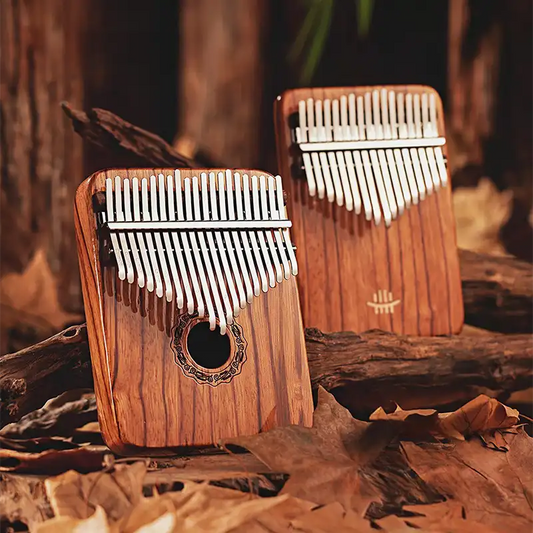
[177,0,266,168]
[0,0,84,302]
[1,322,530,427]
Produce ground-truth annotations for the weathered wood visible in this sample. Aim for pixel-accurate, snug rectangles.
[2,322,531,428]
[178,0,266,167]
[61,103,194,169]
[460,249,533,333]
[0,0,85,345]
[0,325,91,426]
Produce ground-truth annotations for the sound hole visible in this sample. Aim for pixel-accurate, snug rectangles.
[187,322,231,370]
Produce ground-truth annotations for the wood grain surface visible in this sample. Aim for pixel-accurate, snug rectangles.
[275,85,464,335]
[74,168,313,455]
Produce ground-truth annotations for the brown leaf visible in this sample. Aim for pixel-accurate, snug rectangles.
[0,248,82,334]
[0,446,108,475]
[370,405,439,438]
[225,387,394,513]
[437,394,520,440]
[402,430,533,532]
[45,462,146,521]
[290,501,374,532]
[36,505,110,533]
[0,435,78,452]
[0,389,97,439]
[0,474,51,529]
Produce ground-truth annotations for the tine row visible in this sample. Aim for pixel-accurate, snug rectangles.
[104,171,297,334]
[294,88,448,225]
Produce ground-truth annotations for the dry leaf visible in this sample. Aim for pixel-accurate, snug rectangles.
[0,474,51,529]
[453,178,513,255]
[369,394,520,441]
[438,394,520,440]
[36,505,110,533]
[0,445,107,474]
[0,248,82,333]
[134,512,176,533]
[225,387,385,513]
[0,389,97,439]
[290,501,373,532]
[45,462,146,520]
[402,431,533,532]
[0,434,78,452]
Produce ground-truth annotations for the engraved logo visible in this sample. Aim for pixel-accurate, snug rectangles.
[170,313,247,387]
[367,290,401,314]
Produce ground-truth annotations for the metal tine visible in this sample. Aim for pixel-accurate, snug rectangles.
[348,93,359,140]
[426,147,442,190]
[361,150,384,226]
[421,93,431,138]
[429,94,448,186]
[123,179,145,288]
[216,171,246,314]
[311,152,327,200]
[275,175,298,276]
[113,177,135,284]
[421,92,444,190]
[399,149,421,204]
[346,150,374,220]
[268,176,291,279]
[328,151,350,209]
[141,178,164,298]
[406,93,415,139]
[387,149,411,210]
[357,96,365,140]
[315,100,325,141]
[105,178,126,281]
[150,175,173,302]
[364,92,375,140]
[418,147,436,193]
[340,95,350,140]
[334,151,355,212]
[187,176,224,332]
[331,99,340,140]
[307,98,316,142]
[408,147,427,200]
[378,149,404,216]
[226,171,254,304]
[413,94,423,138]
[198,174,233,327]
[176,171,206,318]
[306,97,325,199]
[381,89,391,140]
[299,100,317,197]
[373,90,383,140]
[259,175,283,283]
[167,173,194,313]
[243,173,269,292]
[371,91,398,220]
[318,152,334,205]
[389,90,398,139]
[369,149,395,224]
[397,92,407,139]
[235,173,261,296]
[344,151,365,216]
[324,99,333,141]
[132,178,154,292]
[158,174,184,309]
[251,175,276,288]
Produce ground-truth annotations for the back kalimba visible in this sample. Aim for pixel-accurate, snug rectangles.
[75,168,313,455]
[275,85,463,335]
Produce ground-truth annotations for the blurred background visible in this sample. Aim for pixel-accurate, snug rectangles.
[1,0,532,353]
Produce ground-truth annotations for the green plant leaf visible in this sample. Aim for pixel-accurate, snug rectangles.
[355,0,374,38]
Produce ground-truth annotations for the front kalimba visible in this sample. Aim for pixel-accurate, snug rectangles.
[75,168,313,455]
[275,85,463,335]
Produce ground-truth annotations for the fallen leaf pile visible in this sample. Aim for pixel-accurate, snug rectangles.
[0,388,531,532]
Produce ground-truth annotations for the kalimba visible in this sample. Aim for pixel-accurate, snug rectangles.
[75,168,313,455]
[275,85,463,335]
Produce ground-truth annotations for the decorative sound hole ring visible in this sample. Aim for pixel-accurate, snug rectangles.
[170,313,247,387]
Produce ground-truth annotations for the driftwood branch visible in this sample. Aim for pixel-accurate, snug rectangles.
[61,103,195,168]
[460,249,532,333]
[1,322,531,427]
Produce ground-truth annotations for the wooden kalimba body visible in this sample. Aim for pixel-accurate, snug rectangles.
[275,85,463,335]
[75,168,313,455]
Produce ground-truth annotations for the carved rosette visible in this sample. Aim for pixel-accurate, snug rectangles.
[170,313,247,386]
